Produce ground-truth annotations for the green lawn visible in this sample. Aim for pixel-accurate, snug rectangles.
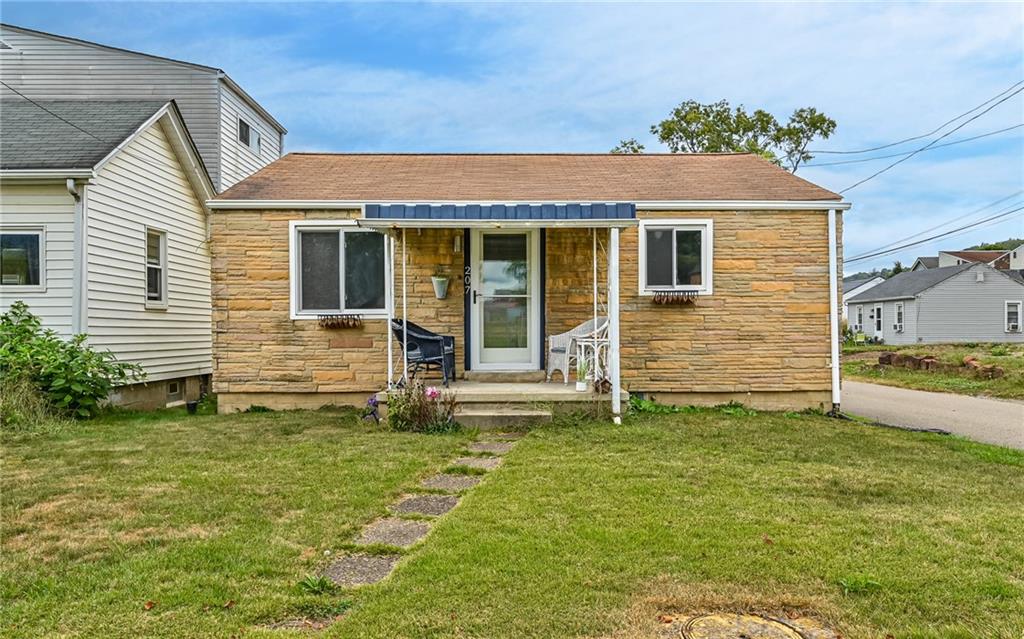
[843,342,1024,399]
[3,406,1023,638]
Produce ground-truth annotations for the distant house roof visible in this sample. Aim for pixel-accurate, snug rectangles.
[214,153,843,204]
[0,98,168,170]
[911,256,939,270]
[842,275,881,293]
[941,250,1007,263]
[847,264,975,303]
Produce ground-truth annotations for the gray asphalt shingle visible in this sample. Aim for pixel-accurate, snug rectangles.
[1,98,167,170]
[847,264,974,303]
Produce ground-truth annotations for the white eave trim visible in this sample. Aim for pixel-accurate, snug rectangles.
[207,199,852,211]
[0,169,94,179]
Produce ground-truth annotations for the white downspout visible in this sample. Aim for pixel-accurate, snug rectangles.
[608,227,621,424]
[592,227,598,381]
[386,233,394,389]
[67,178,87,335]
[827,208,841,414]
[402,228,408,384]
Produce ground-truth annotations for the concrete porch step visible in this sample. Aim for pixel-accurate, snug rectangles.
[463,370,548,383]
[455,406,552,429]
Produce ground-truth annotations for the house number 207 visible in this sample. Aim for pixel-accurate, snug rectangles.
[464,266,472,294]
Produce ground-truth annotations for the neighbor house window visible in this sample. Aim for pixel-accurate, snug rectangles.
[290,222,387,318]
[237,117,261,153]
[638,219,713,295]
[146,228,167,307]
[0,228,44,290]
[894,302,904,333]
[1006,301,1022,333]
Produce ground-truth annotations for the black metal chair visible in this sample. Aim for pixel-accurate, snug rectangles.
[390,319,456,387]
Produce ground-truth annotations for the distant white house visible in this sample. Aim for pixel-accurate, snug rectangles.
[847,263,1024,344]
[911,246,1024,271]
[842,275,884,322]
[0,99,215,408]
[0,22,287,191]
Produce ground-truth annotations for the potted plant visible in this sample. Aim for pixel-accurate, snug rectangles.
[431,266,450,299]
[575,358,590,392]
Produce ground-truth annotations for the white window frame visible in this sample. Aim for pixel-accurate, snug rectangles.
[893,301,904,333]
[288,220,390,320]
[637,218,713,296]
[873,303,883,333]
[237,117,261,154]
[1006,300,1022,333]
[145,227,168,309]
[0,226,47,293]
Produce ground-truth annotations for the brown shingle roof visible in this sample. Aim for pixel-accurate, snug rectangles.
[943,250,1007,263]
[217,153,842,202]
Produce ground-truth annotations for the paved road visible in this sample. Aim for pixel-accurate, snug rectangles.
[843,381,1024,450]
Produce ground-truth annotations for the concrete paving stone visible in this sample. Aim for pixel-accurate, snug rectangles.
[390,493,459,516]
[467,441,515,455]
[421,473,481,492]
[321,553,401,587]
[354,517,431,548]
[451,456,502,471]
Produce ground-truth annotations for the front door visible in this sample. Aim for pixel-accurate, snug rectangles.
[470,229,540,370]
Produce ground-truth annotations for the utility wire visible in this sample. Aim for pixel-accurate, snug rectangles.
[805,124,1023,168]
[846,205,1024,263]
[811,80,1024,154]
[845,191,1024,260]
[839,85,1024,194]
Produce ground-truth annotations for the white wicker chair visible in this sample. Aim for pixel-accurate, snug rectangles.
[546,317,608,383]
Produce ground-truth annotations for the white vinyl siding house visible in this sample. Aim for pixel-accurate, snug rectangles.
[85,121,212,381]
[219,83,282,187]
[0,22,285,191]
[848,263,1024,344]
[0,183,76,334]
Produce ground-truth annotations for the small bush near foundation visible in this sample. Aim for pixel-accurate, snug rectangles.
[387,382,459,433]
[0,302,143,419]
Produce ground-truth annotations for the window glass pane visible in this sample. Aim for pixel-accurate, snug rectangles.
[146,231,161,264]
[1009,303,1020,324]
[481,234,528,295]
[300,231,340,310]
[645,229,673,287]
[147,266,162,300]
[344,232,385,310]
[675,229,702,286]
[0,233,41,286]
[238,119,250,145]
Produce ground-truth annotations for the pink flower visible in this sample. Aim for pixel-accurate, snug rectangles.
[425,386,441,400]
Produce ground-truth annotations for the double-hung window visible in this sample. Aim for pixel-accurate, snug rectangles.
[145,228,167,307]
[893,302,904,333]
[638,219,713,295]
[0,227,44,290]
[290,222,388,319]
[237,117,261,154]
[1006,301,1022,333]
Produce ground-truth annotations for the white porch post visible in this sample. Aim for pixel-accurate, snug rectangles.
[592,228,598,381]
[827,208,841,414]
[608,227,621,424]
[402,228,409,384]
[386,233,394,388]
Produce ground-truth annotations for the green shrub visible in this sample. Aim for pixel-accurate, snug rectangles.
[0,302,143,419]
[387,382,459,433]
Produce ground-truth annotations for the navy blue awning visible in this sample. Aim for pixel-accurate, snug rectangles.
[360,203,636,228]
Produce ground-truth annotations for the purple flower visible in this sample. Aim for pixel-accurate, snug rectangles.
[367,396,379,407]
[425,386,441,400]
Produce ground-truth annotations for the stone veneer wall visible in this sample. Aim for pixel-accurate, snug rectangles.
[211,209,841,411]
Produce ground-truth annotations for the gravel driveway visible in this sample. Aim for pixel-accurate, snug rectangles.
[843,381,1024,450]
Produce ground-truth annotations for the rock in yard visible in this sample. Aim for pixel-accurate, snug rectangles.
[354,517,431,548]
[420,473,481,492]
[321,553,401,587]
[390,494,459,517]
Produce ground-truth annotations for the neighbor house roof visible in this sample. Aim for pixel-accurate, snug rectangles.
[0,98,168,170]
[847,264,974,303]
[941,250,1007,263]
[911,256,939,269]
[214,153,843,203]
[842,275,880,293]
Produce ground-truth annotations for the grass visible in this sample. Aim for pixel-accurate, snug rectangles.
[0,405,471,637]
[3,405,1023,638]
[843,342,1024,399]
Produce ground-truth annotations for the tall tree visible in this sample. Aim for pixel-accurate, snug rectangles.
[611,99,836,173]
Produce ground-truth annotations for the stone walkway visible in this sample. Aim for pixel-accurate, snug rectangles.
[318,431,522,592]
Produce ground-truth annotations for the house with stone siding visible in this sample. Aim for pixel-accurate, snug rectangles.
[207,153,850,421]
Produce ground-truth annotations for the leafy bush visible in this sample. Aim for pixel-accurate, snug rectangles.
[387,382,459,433]
[0,302,143,419]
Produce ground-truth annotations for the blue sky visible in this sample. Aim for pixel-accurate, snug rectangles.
[4,1,1022,274]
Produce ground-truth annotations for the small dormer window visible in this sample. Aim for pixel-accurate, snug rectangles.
[237,117,261,154]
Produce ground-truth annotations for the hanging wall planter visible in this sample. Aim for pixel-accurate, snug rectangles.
[431,272,450,299]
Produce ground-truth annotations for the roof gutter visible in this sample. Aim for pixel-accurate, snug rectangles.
[1,169,94,180]
[207,198,852,211]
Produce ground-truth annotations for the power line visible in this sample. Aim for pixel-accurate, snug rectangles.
[839,85,1024,194]
[845,191,1024,260]
[846,204,1024,263]
[805,124,1023,168]
[811,80,1024,155]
